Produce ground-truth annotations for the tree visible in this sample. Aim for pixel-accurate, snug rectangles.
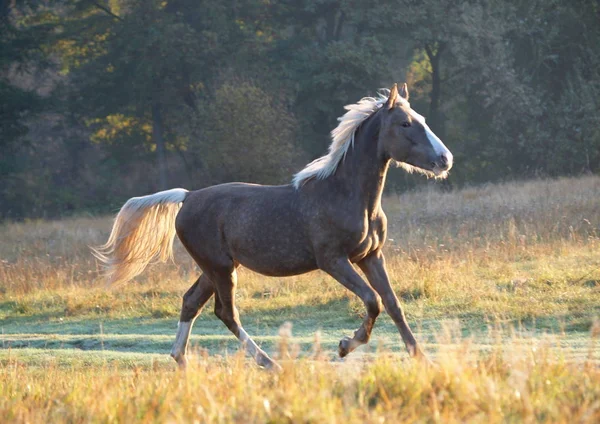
[2,0,600,219]
[0,1,49,218]
[193,80,301,185]
[54,0,254,189]
[265,0,414,157]
[0,1,46,146]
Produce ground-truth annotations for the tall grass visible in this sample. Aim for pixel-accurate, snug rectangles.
[1,176,600,422]
[1,176,599,328]
[1,175,599,294]
[385,175,600,252]
[2,332,600,423]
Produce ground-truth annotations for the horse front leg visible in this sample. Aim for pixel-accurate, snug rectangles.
[358,250,430,363]
[320,257,382,358]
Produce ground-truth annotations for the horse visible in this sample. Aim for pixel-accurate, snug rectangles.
[93,83,453,369]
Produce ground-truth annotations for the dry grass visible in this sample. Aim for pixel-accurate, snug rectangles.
[2,336,600,423]
[1,175,600,422]
[385,174,600,251]
[2,175,599,293]
[2,176,599,325]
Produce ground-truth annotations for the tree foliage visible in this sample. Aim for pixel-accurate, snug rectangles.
[194,80,300,185]
[1,0,599,219]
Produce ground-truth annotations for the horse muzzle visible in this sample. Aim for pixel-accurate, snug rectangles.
[430,151,453,177]
[432,151,453,173]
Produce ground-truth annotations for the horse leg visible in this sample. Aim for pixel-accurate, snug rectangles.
[358,251,429,362]
[210,266,280,370]
[170,274,215,368]
[321,257,382,358]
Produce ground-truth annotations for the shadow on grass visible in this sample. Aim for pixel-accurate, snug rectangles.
[0,297,356,333]
[1,298,372,355]
[2,296,598,358]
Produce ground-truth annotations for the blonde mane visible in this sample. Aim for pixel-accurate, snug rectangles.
[292,90,409,188]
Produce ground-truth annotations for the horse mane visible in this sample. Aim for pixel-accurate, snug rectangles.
[292,89,409,188]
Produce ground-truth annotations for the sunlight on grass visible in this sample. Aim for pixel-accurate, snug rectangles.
[1,176,600,422]
[1,328,600,423]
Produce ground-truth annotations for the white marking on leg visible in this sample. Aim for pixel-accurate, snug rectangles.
[171,321,193,360]
[238,327,261,358]
[237,327,279,369]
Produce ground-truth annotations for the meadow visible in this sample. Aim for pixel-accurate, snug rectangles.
[1,175,600,423]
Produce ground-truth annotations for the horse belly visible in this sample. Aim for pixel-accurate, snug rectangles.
[234,244,318,277]
[227,218,318,277]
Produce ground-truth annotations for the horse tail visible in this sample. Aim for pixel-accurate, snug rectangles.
[92,188,189,286]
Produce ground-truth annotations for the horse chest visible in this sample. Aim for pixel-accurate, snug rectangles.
[348,218,386,262]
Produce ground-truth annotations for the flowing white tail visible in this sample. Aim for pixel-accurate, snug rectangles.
[92,188,188,285]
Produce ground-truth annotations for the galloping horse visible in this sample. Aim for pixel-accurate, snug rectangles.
[93,83,453,369]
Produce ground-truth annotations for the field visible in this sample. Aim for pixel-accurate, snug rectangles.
[2,175,600,422]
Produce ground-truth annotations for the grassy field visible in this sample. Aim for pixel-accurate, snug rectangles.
[2,175,600,422]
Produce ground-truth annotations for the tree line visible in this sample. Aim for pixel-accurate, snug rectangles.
[1,0,599,219]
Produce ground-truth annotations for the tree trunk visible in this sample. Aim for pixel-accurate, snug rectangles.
[152,103,168,190]
[425,43,453,191]
[425,42,446,137]
[0,0,9,20]
[324,6,344,43]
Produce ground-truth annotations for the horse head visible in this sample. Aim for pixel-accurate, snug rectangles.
[379,83,453,178]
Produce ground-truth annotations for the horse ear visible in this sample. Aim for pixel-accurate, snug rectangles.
[400,83,409,101]
[387,83,399,109]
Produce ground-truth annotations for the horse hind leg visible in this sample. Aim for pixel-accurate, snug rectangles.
[171,274,215,368]
[210,266,280,371]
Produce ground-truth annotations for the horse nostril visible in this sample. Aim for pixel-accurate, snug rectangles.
[440,153,449,167]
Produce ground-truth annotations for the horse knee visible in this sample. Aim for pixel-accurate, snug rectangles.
[365,292,382,318]
[180,307,196,323]
[214,304,232,324]
[180,277,214,322]
[180,296,200,322]
[182,279,199,302]
[215,306,241,336]
[218,314,239,334]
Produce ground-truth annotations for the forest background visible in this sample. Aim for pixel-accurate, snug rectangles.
[2,0,600,219]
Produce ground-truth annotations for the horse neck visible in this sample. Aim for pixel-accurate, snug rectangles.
[332,110,390,215]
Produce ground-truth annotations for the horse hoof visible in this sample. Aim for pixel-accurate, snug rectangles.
[419,354,435,369]
[338,336,352,358]
[170,352,187,370]
[412,347,435,368]
[268,361,283,372]
[257,355,282,372]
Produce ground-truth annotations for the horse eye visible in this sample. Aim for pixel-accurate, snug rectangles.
[401,121,411,128]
